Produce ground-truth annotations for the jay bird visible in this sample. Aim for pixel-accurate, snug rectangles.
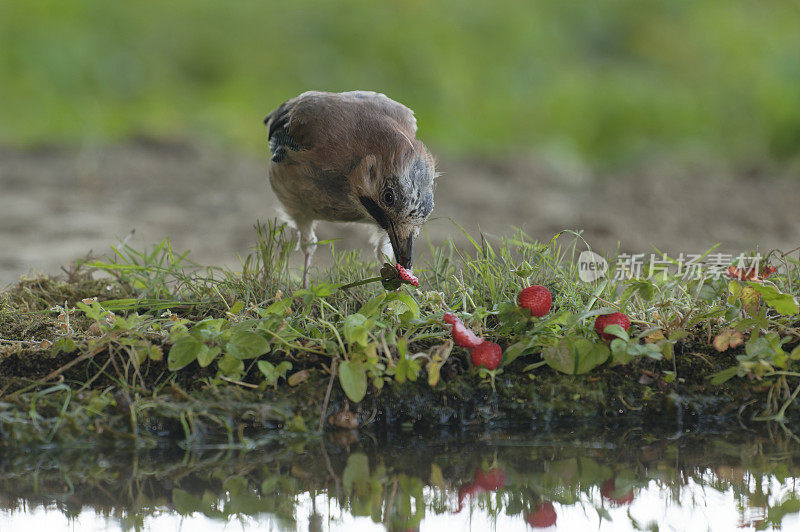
[264,91,436,288]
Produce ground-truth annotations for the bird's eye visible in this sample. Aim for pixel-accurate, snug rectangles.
[382,188,395,206]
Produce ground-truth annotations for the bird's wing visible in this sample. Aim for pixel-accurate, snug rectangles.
[338,90,418,137]
[264,91,418,167]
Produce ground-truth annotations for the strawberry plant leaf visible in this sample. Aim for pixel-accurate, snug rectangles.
[339,360,367,402]
[791,345,800,360]
[52,337,78,354]
[168,335,203,371]
[603,324,629,342]
[226,331,270,360]
[343,313,372,347]
[359,294,387,317]
[713,329,744,352]
[543,338,609,374]
[748,283,799,316]
[258,360,293,388]
[196,345,221,367]
[394,353,420,384]
[609,339,632,365]
[259,298,292,316]
[217,353,244,376]
[708,366,739,385]
[502,338,539,367]
[384,292,420,322]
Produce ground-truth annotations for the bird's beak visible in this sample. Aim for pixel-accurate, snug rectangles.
[388,223,414,269]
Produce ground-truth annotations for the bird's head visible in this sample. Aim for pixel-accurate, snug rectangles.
[352,142,436,269]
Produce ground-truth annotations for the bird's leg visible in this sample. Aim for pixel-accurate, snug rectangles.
[303,249,312,289]
[298,220,317,289]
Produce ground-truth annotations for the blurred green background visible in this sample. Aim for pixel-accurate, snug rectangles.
[1,0,799,167]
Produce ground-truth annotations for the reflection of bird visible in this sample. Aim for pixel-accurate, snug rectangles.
[264,91,436,288]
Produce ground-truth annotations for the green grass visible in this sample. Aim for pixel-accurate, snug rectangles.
[1,221,799,446]
[2,1,800,167]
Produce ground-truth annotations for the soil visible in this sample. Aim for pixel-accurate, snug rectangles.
[2,139,799,287]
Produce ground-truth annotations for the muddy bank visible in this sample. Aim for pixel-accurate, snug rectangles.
[0,340,782,449]
[2,140,799,287]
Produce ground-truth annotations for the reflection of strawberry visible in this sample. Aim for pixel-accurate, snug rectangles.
[526,502,557,528]
[600,478,634,506]
[474,467,506,491]
[518,285,552,317]
[453,482,484,513]
[594,312,631,342]
[470,341,502,370]
[443,313,484,349]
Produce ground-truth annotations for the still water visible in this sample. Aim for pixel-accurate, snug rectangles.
[1,423,799,531]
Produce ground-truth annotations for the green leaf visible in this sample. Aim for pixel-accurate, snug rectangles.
[339,360,368,402]
[511,260,535,278]
[503,338,539,367]
[192,318,226,340]
[359,294,387,317]
[226,331,270,360]
[76,301,106,322]
[708,366,739,385]
[343,313,372,347]
[624,279,655,301]
[790,345,800,360]
[52,337,77,354]
[543,338,609,374]
[749,283,799,316]
[603,324,629,342]
[217,353,244,376]
[395,353,420,383]
[168,335,203,371]
[258,360,293,387]
[609,338,631,366]
[85,393,114,415]
[384,292,420,322]
[196,345,221,367]
[260,298,292,316]
[668,329,689,342]
[697,283,719,300]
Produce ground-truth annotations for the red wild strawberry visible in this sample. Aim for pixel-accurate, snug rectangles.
[443,312,458,325]
[518,285,552,317]
[443,313,484,349]
[395,263,419,286]
[526,502,557,528]
[470,341,502,370]
[594,312,631,342]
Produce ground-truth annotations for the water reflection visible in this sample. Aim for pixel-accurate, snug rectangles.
[1,423,799,531]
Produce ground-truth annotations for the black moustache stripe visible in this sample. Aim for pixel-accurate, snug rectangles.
[359,196,390,229]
